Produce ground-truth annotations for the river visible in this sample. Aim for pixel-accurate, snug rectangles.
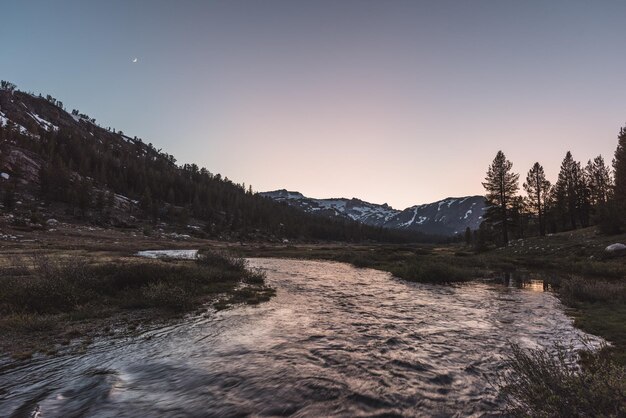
[0,258,598,417]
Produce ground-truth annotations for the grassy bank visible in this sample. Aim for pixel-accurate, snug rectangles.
[0,251,274,359]
[234,244,490,283]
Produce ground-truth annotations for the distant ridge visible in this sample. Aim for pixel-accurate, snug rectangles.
[260,189,486,236]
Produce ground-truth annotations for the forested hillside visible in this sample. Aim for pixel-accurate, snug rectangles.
[0,82,436,243]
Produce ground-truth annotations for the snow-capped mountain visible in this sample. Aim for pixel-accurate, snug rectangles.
[384,196,486,236]
[260,190,485,236]
[260,190,398,225]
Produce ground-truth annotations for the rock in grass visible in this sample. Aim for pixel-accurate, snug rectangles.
[604,243,626,253]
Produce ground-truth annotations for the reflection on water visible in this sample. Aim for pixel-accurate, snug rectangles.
[520,279,549,292]
[0,259,599,417]
[498,271,559,293]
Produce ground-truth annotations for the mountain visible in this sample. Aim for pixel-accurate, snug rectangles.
[384,196,486,235]
[259,190,398,224]
[259,190,485,236]
[0,81,436,243]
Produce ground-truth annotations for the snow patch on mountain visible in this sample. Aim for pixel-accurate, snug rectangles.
[260,190,486,236]
[0,110,32,136]
[28,112,58,132]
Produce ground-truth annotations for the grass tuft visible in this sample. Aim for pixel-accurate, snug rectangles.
[560,277,626,304]
[391,259,473,283]
[0,251,269,315]
[500,342,626,417]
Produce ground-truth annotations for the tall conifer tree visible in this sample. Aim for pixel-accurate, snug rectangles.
[614,125,626,213]
[523,162,551,236]
[482,151,519,245]
[586,155,612,207]
[553,152,580,229]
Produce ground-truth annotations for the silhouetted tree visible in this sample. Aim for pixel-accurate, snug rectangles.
[523,162,551,236]
[552,152,580,230]
[482,151,519,246]
[614,125,626,216]
[586,156,612,208]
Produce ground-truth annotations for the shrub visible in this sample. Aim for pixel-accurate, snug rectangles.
[197,249,246,271]
[0,252,268,316]
[140,282,193,312]
[0,313,57,332]
[500,343,626,417]
[350,256,373,268]
[596,203,623,235]
[391,259,471,283]
[560,277,626,304]
[1,255,92,314]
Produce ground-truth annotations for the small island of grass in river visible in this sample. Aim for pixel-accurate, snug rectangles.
[0,250,274,359]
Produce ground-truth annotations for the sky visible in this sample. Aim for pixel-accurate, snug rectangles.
[2,1,625,209]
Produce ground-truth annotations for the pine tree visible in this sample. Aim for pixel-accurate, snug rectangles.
[614,125,626,212]
[482,151,519,246]
[523,162,551,236]
[575,164,591,228]
[553,151,580,230]
[140,187,153,213]
[586,156,612,207]
[509,195,528,239]
[74,178,93,218]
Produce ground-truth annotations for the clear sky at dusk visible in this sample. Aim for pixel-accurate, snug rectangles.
[2,0,625,209]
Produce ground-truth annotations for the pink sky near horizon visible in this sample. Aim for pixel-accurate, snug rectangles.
[3,1,625,209]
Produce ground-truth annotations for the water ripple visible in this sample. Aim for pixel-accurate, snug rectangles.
[0,258,599,417]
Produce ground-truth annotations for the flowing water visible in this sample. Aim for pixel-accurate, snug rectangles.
[0,259,598,417]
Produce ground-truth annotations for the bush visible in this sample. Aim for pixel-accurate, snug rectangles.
[140,282,193,312]
[349,255,373,268]
[500,343,626,417]
[391,259,471,283]
[0,313,58,332]
[0,252,267,316]
[197,249,246,271]
[596,202,623,235]
[1,256,92,314]
[560,277,626,304]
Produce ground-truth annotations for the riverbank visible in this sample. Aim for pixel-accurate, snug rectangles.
[0,257,603,416]
[0,248,274,359]
[1,221,624,415]
[233,228,626,364]
[2,221,624,364]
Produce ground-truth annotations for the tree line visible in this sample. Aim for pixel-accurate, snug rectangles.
[480,124,626,246]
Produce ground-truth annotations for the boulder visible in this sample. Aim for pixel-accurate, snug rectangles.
[605,243,626,253]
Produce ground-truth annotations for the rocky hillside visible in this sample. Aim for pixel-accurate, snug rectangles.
[260,190,485,236]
